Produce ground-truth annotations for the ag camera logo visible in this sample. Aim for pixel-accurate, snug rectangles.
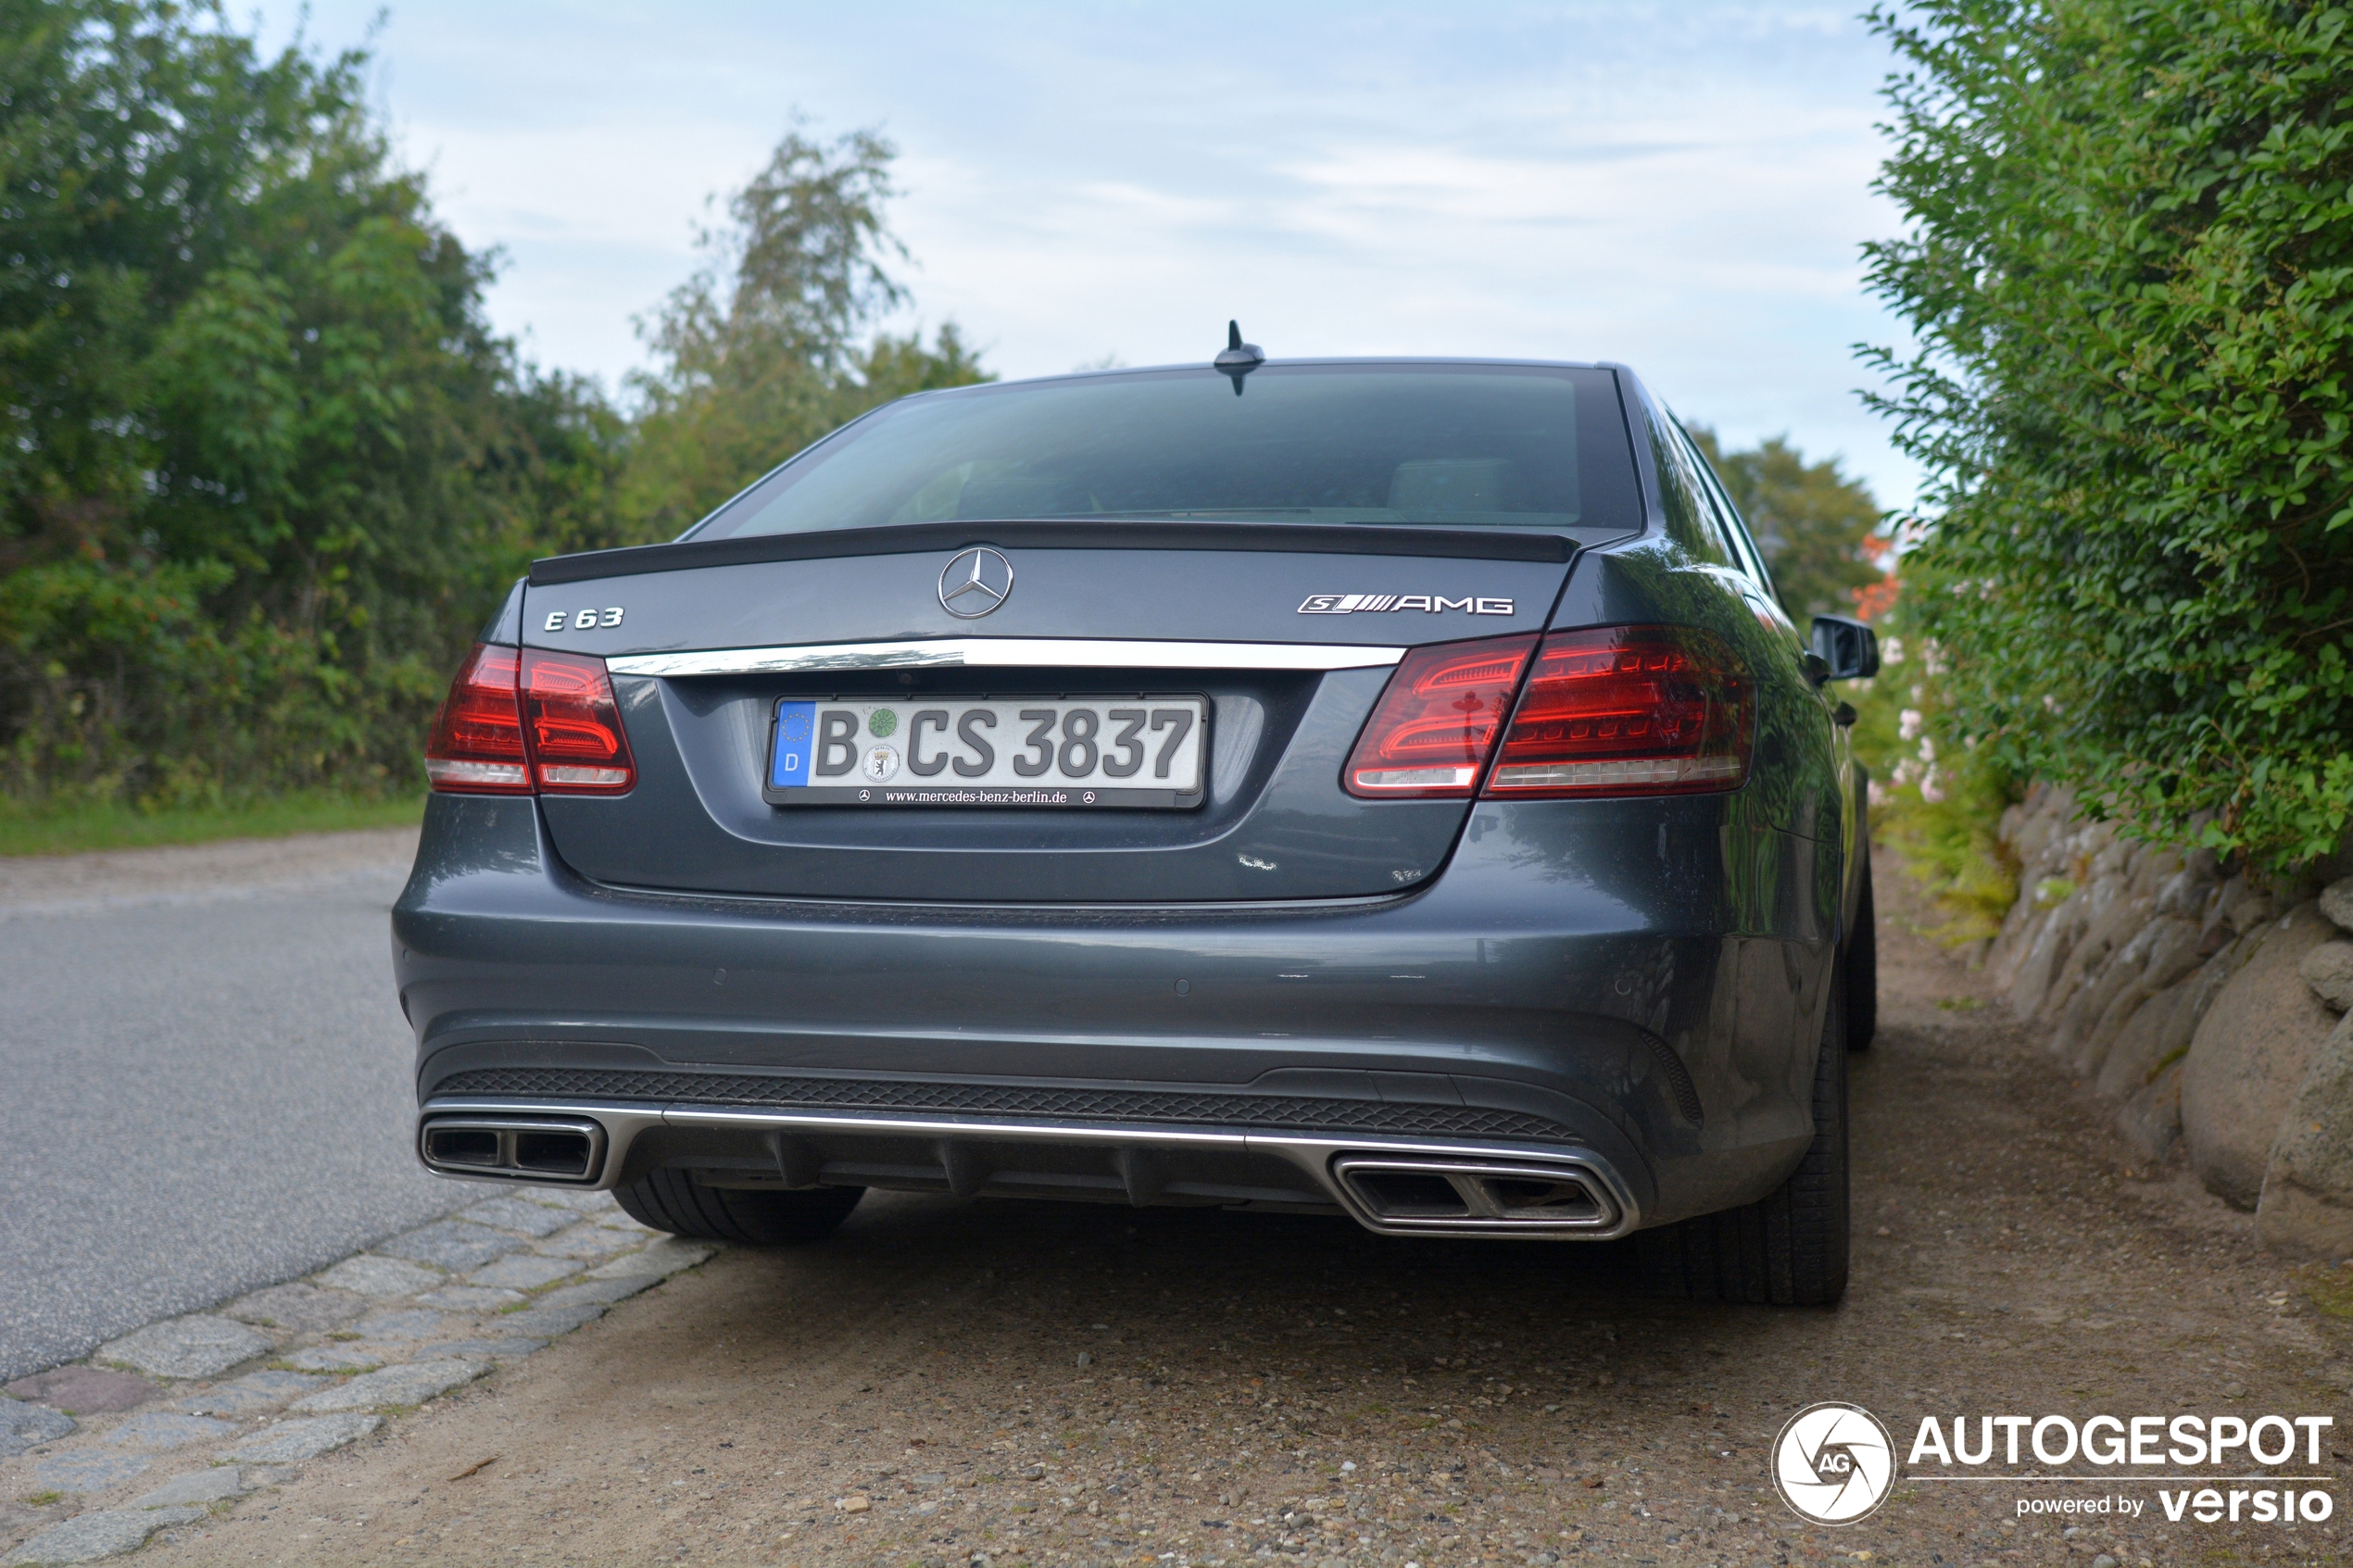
[1773,1402,1897,1525]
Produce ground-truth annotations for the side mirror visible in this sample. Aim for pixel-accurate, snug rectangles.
[1810,614,1881,682]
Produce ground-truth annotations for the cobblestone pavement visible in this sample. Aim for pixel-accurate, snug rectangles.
[0,828,484,1379]
[0,1188,710,1563]
[10,861,2353,1566]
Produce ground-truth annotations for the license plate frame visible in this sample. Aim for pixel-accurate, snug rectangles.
[761,694,1210,809]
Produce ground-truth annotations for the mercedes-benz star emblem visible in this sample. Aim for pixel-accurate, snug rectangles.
[938,546,1013,619]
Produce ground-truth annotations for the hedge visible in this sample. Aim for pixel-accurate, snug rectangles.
[1864,0,2353,874]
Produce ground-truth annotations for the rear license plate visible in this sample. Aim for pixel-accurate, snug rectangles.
[764,696,1208,808]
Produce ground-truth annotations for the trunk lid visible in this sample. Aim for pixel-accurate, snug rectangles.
[521,524,1574,901]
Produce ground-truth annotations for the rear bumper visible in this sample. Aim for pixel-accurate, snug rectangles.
[392,793,1838,1230]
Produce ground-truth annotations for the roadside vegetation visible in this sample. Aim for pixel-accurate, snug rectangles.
[1862,0,2353,884]
[0,790,422,858]
[0,0,983,839]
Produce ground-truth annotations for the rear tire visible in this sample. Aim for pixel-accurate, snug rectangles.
[1636,968,1849,1306]
[1846,848,1879,1052]
[613,1172,864,1245]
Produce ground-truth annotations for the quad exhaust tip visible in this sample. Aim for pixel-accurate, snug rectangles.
[1330,1155,1621,1237]
[420,1115,606,1185]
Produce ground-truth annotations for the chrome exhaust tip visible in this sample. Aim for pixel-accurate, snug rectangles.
[1329,1154,1622,1237]
[419,1115,606,1184]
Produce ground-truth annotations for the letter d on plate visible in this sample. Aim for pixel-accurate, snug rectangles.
[772,701,815,788]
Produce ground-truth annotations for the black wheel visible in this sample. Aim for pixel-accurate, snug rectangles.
[613,1172,864,1245]
[1636,968,1850,1306]
[1846,847,1879,1052]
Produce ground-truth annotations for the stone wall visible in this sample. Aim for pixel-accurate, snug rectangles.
[1986,784,2353,1257]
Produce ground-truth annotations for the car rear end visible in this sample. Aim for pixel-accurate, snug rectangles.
[392,358,1844,1248]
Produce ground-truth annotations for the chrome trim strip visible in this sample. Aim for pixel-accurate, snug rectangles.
[605,637,1406,678]
[413,1098,1639,1240]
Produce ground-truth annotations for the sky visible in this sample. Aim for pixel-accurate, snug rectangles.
[258,2,1922,508]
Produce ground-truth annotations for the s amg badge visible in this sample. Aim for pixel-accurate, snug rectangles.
[939,547,1014,619]
[1298,593,1514,616]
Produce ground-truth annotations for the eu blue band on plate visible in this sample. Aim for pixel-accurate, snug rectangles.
[772,700,815,789]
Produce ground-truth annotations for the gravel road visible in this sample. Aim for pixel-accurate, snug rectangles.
[0,829,482,1379]
[108,864,2353,1565]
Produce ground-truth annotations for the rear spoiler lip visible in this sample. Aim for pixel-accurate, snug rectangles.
[529,519,1580,586]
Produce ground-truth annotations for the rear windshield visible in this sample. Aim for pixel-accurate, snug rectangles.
[686,362,1642,544]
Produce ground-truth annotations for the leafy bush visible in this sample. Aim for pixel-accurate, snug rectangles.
[0,9,982,809]
[1863,0,2353,876]
[0,1,604,803]
[0,558,438,804]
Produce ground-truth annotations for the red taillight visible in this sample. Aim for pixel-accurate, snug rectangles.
[424,645,528,794]
[1342,633,1538,797]
[1484,625,1752,797]
[422,645,635,795]
[520,649,635,793]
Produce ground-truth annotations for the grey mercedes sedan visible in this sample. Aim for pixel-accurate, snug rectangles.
[393,343,1879,1306]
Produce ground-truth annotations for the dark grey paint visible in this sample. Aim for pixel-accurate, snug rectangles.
[524,544,1576,902]
[395,788,1817,1227]
[548,667,1475,902]
[521,548,1569,659]
[531,518,1580,587]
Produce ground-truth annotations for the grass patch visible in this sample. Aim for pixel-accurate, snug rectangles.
[22,1490,62,1507]
[2297,1263,2353,1320]
[0,789,423,858]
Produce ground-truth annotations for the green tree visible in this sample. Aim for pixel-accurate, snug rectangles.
[0,14,990,809]
[619,123,991,540]
[1689,427,1888,619]
[0,0,610,802]
[1863,0,2353,873]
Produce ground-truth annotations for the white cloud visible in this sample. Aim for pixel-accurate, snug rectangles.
[267,0,1922,503]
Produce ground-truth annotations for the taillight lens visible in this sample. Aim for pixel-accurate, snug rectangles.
[1342,633,1538,797]
[423,645,528,794]
[1485,625,1752,797]
[422,645,635,795]
[520,649,635,793]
